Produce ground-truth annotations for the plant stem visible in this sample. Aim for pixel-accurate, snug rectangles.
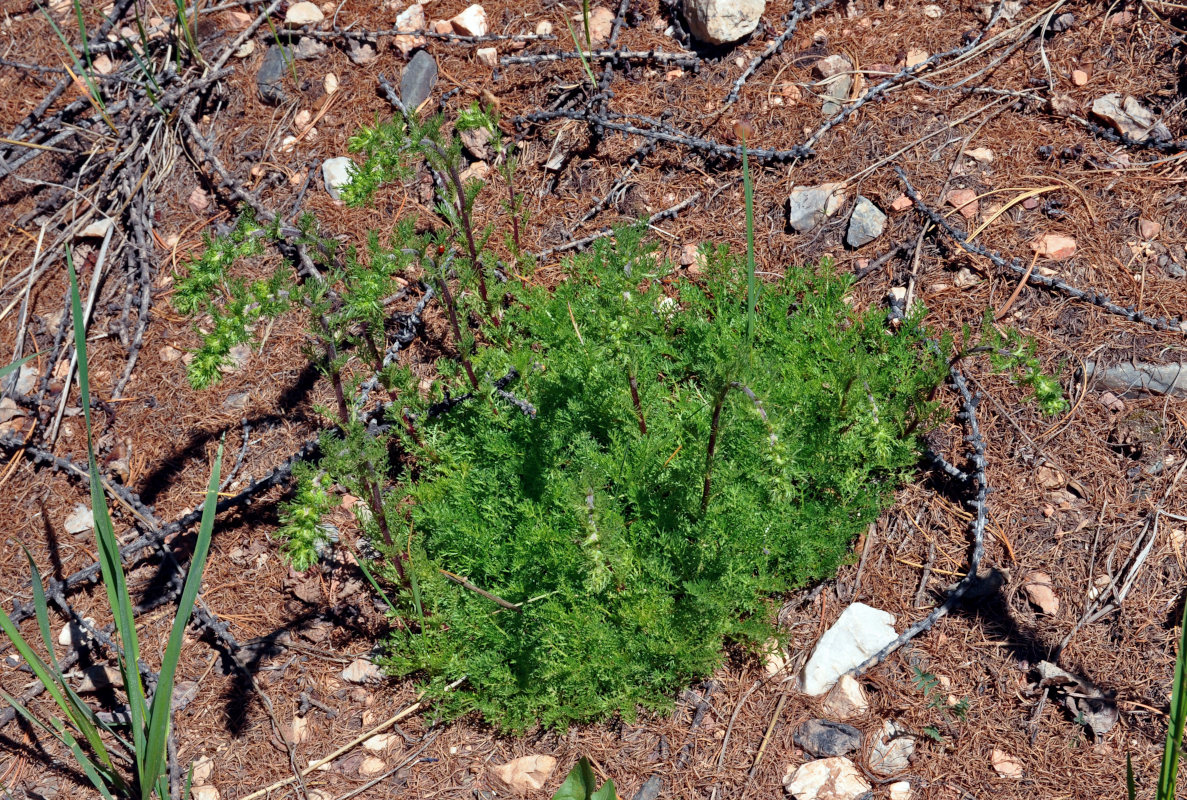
[422,139,492,312]
[313,311,351,424]
[363,472,407,585]
[629,372,647,434]
[741,133,757,343]
[700,384,729,514]
[434,274,480,390]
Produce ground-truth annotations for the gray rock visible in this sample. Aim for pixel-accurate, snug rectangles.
[401,49,438,112]
[347,37,378,65]
[256,46,289,105]
[1091,93,1172,142]
[322,156,355,200]
[1168,262,1186,279]
[1050,11,1075,31]
[1083,360,1187,397]
[787,182,846,233]
[814,55,852,117]
[868,720,915,776]
[846,196,885,248]
[684,0,765,45]
[294,37,327,60]
[793,719,862,758]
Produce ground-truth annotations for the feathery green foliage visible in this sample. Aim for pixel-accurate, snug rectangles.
[370,235,946,731]
[172,106,1065,732]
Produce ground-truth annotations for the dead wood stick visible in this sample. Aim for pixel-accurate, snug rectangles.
[440,569,522,612]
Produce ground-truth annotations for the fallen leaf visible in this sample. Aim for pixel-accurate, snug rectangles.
[340,658,383,684]
[492,755,558,793]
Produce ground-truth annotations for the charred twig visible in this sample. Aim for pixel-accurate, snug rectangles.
[516,108,813,164]
[895,166,1185,334]
[537,193,701,258]
[439,569,522,612]
[300,27,554,45]
[802,0,1006,149]
[502,49,701,68]
[853,364,987,675]
[0,436,318,623]
[721,0,837,110]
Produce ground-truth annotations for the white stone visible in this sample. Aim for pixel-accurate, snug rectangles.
[476,46,498,67]
[763,638,787,677]
[821,674,869,719]
[799,602,897,695]
[922,4,942,17]
[967,146,994,163]
[58,617,96,648]
[783,757,870,800]
[233,40,255,57]
[191,786,220,800]
[285,2,324,26]
[363,733,398,751]
[192,756,214,784]
[323,73,339,95]
[322,157,355,201]
[79,218,114,238]
[684,0,765,45]
[888,781,912,800]
[868,719,915,776]
[64,504,93,534]
[450,4,488,36]
[535,20,553,35]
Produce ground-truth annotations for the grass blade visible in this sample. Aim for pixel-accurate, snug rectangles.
[0,353,37,380]
[562,13,597,86]
[1158,600,1187,799]
[141,439,223,799]
[0,690,118,799]
[1128,752,1137,800]
[737,124,757,343]
[67,248,151,768]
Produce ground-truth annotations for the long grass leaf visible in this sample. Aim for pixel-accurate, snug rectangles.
[0,353,37,380]
[67,249,150,763]
[24,547,60,669]
[141,440,223,799]
[0,688,118,799]
[1158,600,1187,799]
[17,546,115,765]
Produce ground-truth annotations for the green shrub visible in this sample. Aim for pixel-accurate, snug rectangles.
[370,234,947,731]
[171,107,1066,733]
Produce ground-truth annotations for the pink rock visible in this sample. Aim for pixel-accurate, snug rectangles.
[476,46,498,67]
[1071,69,1088,86]
[395,4,426,56]
[1022,197,1040,210]
[431,19,452,34]
[1031,233,1076,260]
[1023,572,1059,615]
[890,194,913,212]
[1139,218,1161,239]
[946,188,979,219]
